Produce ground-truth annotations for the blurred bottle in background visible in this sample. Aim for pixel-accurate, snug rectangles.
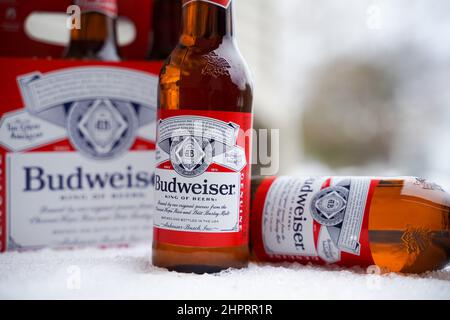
[251,175,450,274]
[147,0,181,61]
[64,0,121,61]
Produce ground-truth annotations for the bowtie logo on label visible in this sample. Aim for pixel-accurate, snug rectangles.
[182,0,232,9]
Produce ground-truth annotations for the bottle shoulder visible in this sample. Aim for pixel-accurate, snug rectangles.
[160,40,253,90]
[159,39,253,112]
[398,177,449,206]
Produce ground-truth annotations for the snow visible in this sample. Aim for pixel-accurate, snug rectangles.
[0,244,449,300]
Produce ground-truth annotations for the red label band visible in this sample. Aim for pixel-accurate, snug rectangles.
[75,0,118,18]
[251,177,378,268]
[154,109,253,248]
[182,0,232,9]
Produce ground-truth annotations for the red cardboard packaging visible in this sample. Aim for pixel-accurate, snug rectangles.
[0,57,162,251]
[0,0,153,59]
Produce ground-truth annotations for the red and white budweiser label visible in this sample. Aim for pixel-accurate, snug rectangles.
[154,109,252,247]
[182,0,232,9]
[252,176,379,267]
[0,58,161,252]
[75,0,118,18]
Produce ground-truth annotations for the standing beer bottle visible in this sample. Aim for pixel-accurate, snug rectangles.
[153,0,253,273]
[147,0,182,60]
[251,176,450,274]
[64,0,121,61]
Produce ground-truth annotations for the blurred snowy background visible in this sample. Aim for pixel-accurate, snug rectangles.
[235,0,450,188]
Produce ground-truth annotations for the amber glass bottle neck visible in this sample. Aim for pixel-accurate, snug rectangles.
[180,1,234,46]
[69,12,117,44]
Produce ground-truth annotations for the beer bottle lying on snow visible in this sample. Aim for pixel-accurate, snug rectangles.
[251,176,450,274]
[64,0,121,61]
[153,0,253,273]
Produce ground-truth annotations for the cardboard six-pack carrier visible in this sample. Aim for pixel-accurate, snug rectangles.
[0,0,161,252]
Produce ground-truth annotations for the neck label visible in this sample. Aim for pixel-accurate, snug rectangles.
[75,0,118,18]
[182,0,232,9]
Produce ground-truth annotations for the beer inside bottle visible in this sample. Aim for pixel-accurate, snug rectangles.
[251,176,450,274]
[153,0,253,273]
[147,0,182,61]
[64,0,121,61]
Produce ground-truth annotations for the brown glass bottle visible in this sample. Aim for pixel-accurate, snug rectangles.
[147,0,182,60]
[251,176,450,274]
[64,0,121,61]
[153,0,253,274]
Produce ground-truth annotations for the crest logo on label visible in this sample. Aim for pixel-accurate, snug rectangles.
[157,116,247,179]
[68,99,138,160]
[14,66,158,159]
[170,136,213,178]
[311,186,349,227]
